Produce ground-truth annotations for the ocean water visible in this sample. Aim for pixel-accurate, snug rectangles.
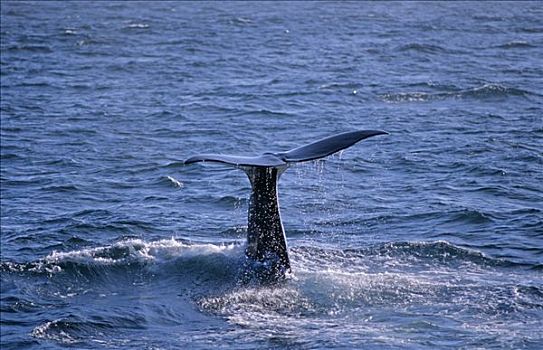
[1,1,542,349]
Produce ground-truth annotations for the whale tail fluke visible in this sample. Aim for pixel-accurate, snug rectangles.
[277,129,388,163]
[184,130,387,168]
[184,130,388,280]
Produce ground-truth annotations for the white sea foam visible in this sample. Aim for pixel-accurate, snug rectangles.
[31,320,79,344]
[45,238,242,270]
[126,23,149,29]
[166,175,183,188]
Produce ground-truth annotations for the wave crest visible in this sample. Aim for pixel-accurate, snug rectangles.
[0,239,244,278]
[381,83,533,103]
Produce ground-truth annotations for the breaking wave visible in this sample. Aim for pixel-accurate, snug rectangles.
[2,238,541,348]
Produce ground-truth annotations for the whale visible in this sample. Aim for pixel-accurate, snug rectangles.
[185,130,388,280]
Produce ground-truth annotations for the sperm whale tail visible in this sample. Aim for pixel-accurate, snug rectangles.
[185,130,388,278]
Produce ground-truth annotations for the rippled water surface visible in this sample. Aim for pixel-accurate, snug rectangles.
[1,2,542,349]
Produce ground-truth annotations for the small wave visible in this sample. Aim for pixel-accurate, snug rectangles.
[62,29,77,35]
[163,161,185,169]
[64,235,91,245]
[75,39,102,47]
[32,320,80,345]
[464,83,530,98]
[1,296,42,313]
[397,43,448,54]
[6,45,53,53]
[496,40,536,49]
[404,81,460,90]
[40,184,80,193]
[38,157,82,166]
[380,83,531,103]
[0,153,22,160]
[294,240,523,271]
[15,81,52,88]
[380,91,432,102]
[125,23,150,29]
[32,314,146,345]
[229,17,253,26]
[445,208,495,225]
[368,241,498,265]
[164,175,183,188]
[69,209,113,220]
[519,27,543,33]
[472,15,504,21]
[238,109,292,118]
[318,82,359,90]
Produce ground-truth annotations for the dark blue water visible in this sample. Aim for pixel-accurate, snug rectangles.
[1,1,542,349]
